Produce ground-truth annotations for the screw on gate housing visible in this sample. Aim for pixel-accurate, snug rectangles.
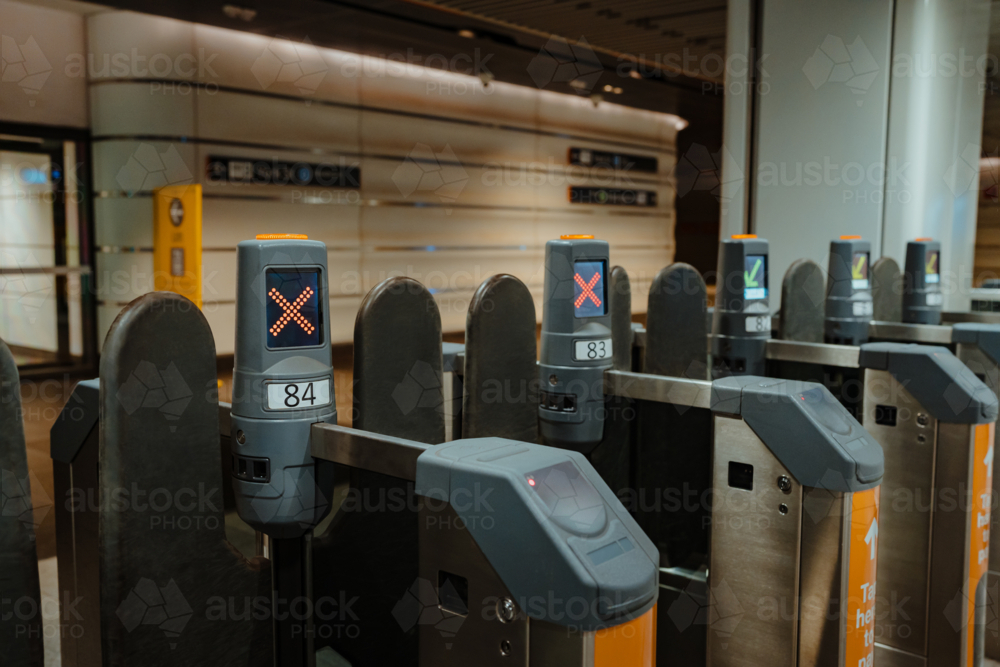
[497,598,516,623]
[777,476,792,494]
[779,503,788,515]
[499,640,512,656]
[236,430,246,445]
[916,413,929,427]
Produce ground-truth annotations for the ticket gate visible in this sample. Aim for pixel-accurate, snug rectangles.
[857,240,1000,661]
[601,354,884,667]
[48,236,661,666]
[711,235,998,667]
[0,337,44,667]
[308,425,659,666]
[536,235,888,667]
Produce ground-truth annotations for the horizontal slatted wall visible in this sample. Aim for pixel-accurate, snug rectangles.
[88,12,682,351]
[976,168,1000,284]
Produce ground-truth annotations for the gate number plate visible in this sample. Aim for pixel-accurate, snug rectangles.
[266,379,331,410]
[573,338,613,361]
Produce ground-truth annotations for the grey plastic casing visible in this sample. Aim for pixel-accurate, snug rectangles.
[858,342,998,424]
[710,376,884,491]
[903,239,943,325]
[230,238,336,539]
[414,437,658,630]
[825,238,873,345]
[539,238,612,452]
[711,236,770,378]
[952,322,1000,366]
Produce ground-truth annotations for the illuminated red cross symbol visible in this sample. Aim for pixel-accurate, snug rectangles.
[268,286,316,336]
[574,272,602,309]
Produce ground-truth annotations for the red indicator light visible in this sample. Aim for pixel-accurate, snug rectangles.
[574,272,602,309]
[269,286,315,335]
[528,477,536,486]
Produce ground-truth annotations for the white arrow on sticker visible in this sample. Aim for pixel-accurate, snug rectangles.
[864,518,878,560]
[985,445,994,471]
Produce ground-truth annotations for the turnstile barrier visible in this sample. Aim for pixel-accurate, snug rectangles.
[461,274,538,443]
[0,337,43,667]
[309,424,660,666]
[51,292,272,667]
[779,258,825,344]
[312,275,445,665]
[776,242,1000,667]
[709,375,882,667]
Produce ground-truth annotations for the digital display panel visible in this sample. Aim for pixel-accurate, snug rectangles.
[925,250,940,284]
[851,251,870,290]
[744,254,767,300]
[266,269,322,348]
[573,260,607,318]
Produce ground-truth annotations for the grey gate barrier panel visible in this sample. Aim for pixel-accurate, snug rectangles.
[638,263,712,565]
[778,258,825,344]
[312,277,445,665]
[636,263,711,667]
[872,256,903,323]
[0,338,43,667]
[51,378,100,667]
[462,274,538,443]
[97,292,271,666]
[645,263,708,379]
[586,265,633,497]
[610,265,635,372]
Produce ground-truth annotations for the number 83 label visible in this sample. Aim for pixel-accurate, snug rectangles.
[266,379,332,410]
[573,338,613,361]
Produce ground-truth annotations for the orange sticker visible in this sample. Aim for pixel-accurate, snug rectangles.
[594,605,655,667]
[967,423,994,666]
[845,486,879,667]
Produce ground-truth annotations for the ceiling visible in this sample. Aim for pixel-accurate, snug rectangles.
[407,0,728,82]
[73,0,726,142]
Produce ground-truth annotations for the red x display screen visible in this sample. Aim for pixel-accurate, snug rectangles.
[265,269,322,348]
[573,260,607,318]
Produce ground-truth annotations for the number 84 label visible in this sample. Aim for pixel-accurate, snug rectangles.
[266,379,332,410]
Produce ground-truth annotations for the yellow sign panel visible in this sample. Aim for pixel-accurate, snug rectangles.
[153,184,202,307]
[845,486,879,667]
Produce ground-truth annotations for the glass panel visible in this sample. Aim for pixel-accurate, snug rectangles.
[0,150,58,357]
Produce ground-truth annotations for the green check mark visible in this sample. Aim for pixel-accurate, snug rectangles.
[745,258,761,288]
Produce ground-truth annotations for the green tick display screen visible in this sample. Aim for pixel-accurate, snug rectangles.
[852,252,870,290]
[744,255,767,300]
[925,251,940,283]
